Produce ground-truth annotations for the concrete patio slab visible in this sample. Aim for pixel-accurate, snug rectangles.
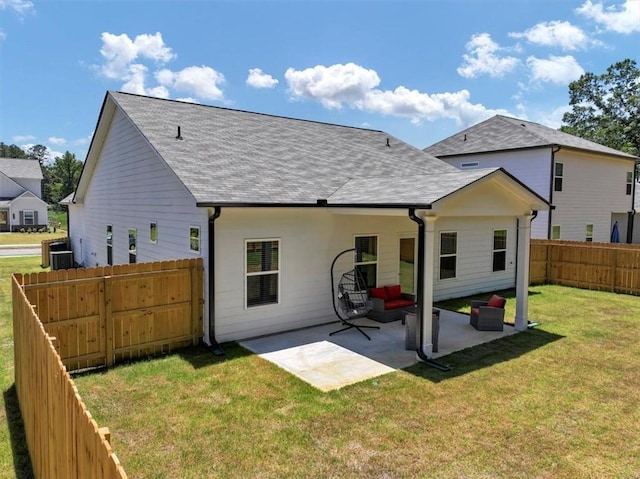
[240,310,517,391]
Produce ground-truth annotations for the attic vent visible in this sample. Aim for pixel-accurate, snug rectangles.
[176,126,183,140]
[386,138,390,147]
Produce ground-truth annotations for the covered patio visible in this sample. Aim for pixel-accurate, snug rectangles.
[240,310,517,391]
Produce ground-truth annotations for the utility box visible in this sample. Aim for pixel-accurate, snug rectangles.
[50,251,74,271]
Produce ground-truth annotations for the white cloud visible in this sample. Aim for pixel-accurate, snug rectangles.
[99,32,175,80]
[457,33,520,79]
[577,0,640,33]
[509,21,589,50]
[12,134,35,142]
[0,0,34,15]
[48,136,66,146]
[95,32,226,102]
[285,62,510,127]
[73,133,94,146]
[0,30,6,41]
[285,63,381,109]
[175,97,197,103]
[535,105,573,129]
[246,68,279,88]
[155,66,225,100]
[527,55,585,85]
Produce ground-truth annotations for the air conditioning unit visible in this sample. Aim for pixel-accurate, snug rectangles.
[50,251,74,271]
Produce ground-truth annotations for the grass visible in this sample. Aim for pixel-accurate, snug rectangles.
[0,232,66,246]
[2,257,640,477]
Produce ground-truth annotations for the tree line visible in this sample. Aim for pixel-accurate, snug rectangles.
[0,143,83,209]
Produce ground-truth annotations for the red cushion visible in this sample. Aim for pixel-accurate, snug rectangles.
[471,307,480,316]
[385,284,402,300]
[487,294,506,308]
[369,287,388,301]
[384,298,414,310]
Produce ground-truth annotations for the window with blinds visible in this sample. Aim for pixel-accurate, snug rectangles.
[246,239,280,308]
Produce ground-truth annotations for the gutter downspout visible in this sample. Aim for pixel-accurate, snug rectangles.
[408,209,451,372]
[627,161,638,244]
[208,207,225,355]
[547,146,561,239]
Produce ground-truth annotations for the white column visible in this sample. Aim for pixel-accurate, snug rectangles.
[515,215,533,331]
[420,214,437,358]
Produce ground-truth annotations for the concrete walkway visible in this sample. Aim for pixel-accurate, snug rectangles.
[241,310,517,391]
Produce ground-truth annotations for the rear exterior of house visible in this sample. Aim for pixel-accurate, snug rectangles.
[68,92,547,352]
[0,157,48,232]
[425,115,638,243]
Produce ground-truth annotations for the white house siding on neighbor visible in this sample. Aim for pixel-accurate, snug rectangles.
[442,148,635,242]
[442,149,551,239]
[10,193,48,229]
[552,149,633,243]
[0,173,26,198]
[212,208,520,342]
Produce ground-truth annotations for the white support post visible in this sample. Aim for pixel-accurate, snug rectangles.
[420,214,437,358]
[515,215,533,331]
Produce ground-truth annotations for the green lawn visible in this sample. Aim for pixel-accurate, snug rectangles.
[0,232,66,246]
[2,257,640,478]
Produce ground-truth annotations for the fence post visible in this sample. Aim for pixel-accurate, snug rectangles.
[104,277,114,367]
[611,249,618,293]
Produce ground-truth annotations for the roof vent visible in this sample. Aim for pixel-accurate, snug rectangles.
[176,126,183,140]
[520,123,526,127]
[386,138,390,148]
[463,134,467,141]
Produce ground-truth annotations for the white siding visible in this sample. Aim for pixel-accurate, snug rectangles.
[213,209,520,341]
[432,216,518,300]
[72,107,204,269]
[442,149,551,239]
[9,196,48,229]
[0,174,25,198]
[553,150,634,242]
[14,178,42,197]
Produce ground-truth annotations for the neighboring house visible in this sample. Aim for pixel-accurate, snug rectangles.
[67,91,548,357]
[425,115,639,243]
[0,157,48,232]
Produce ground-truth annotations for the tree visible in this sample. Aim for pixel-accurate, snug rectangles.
[0,142,27,158]
[561,59,640,158]
[49,151,83,206]
[25,144,54,204]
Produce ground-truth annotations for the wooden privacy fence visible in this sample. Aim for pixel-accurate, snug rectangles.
[41,236,70,268]
[15,258,204,371]
[530,240,640,295]
[12,275,128,478]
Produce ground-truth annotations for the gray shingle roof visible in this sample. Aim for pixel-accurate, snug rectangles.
[110,92,458,205]
[424,115,638,160]
[328,168,501,205]
[0,157,43,180]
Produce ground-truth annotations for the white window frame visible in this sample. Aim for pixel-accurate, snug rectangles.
[554,162,564,192]
[150,221,158,244]
[626,172,633,195]
[439,231,457,280]
[354,234,378,288]
[106,225,113,266]
[128,228,137,264]
[460,161,479,169]
[586,224,594,242]
[189,226,200,252]
[23,210,35,225]
[492,229,507,272]
[551,225,561,240]
[245,238,280,309]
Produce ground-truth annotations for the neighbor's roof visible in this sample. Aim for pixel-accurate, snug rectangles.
[107,91,459,205]
[0,157,43,180]
[424,115,638,161]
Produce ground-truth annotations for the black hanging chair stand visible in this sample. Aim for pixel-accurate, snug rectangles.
[329,248,379,340]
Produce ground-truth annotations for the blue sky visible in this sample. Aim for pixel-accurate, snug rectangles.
[1,0,638,162]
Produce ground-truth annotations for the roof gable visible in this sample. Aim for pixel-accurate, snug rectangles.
[105,91,458,205]
[425,115,638,160]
